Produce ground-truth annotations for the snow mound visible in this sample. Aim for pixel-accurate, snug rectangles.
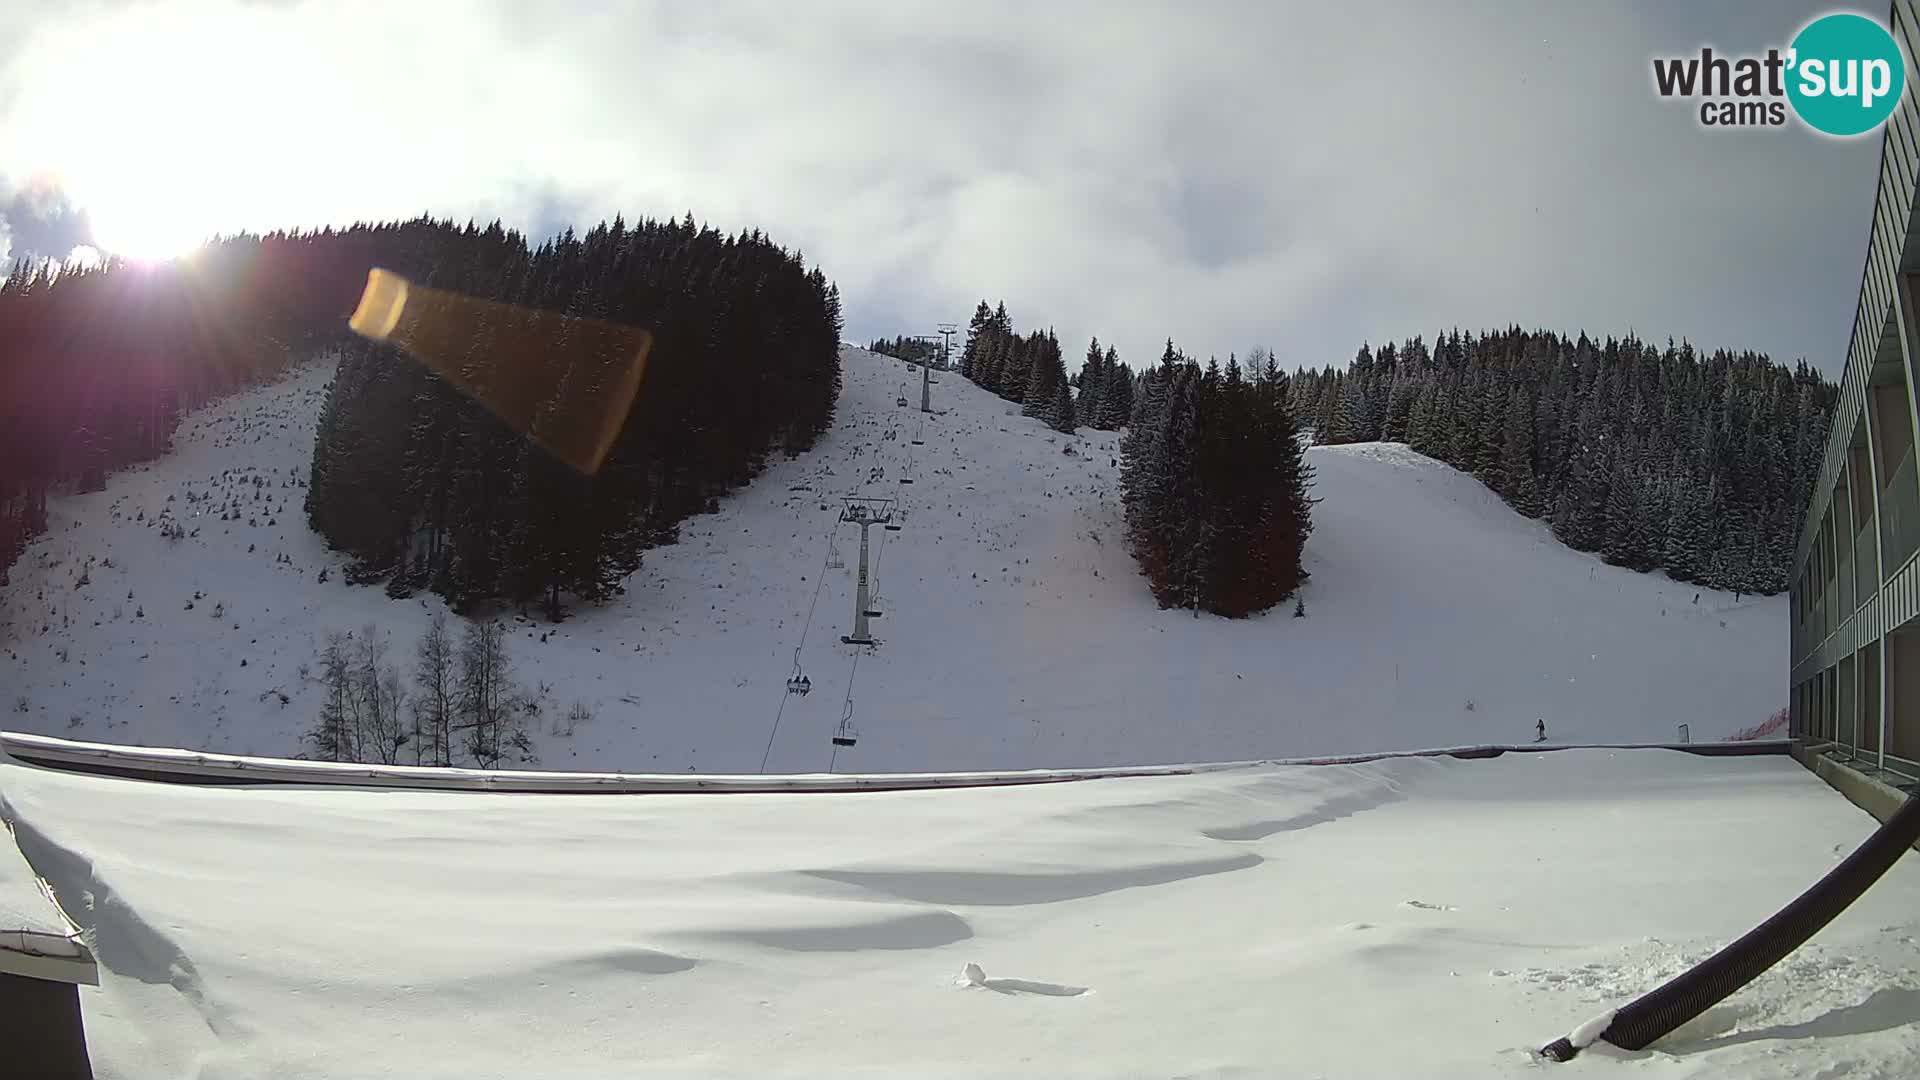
[0,347,1782,771]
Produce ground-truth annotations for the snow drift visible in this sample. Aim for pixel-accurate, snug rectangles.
[0,748,1913,1079]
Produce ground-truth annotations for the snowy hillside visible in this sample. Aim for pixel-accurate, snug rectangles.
[0,346,1783,772]
[4,746,1915,1079]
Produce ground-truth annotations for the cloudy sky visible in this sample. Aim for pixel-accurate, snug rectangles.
[0,0,1885,375]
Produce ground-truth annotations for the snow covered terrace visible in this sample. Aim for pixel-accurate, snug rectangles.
[4,734,1919,1079]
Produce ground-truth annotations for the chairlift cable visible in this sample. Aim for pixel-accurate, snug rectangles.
[757,519,839,772]
[780,378,938,771]
[828,648,863,772]
[761,398,893,771]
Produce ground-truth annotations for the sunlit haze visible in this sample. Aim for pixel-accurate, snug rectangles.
[0,0,1884,370]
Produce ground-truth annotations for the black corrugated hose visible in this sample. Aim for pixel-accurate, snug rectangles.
[1540,792,1920,1062]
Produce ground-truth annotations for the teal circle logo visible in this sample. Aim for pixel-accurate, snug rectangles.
[1787,13,1907,136]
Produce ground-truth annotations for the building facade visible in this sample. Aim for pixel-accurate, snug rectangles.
[1789,0,1920,784]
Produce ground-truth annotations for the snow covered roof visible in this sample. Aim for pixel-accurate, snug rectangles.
[0,837,82,954]
[2,746,1915,1077]
[0,791,94,984]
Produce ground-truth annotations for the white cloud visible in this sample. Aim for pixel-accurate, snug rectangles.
[0,0,1877,372]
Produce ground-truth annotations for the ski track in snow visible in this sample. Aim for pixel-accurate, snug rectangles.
[0,346,1784,774]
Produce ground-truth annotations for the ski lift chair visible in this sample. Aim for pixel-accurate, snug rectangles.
[832,700,859,747]
[786,650,812,695]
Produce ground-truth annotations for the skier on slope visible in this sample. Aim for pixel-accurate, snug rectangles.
[1535,718,1546,743]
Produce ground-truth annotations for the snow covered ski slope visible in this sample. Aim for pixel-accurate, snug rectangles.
[2,747,1914,1079]
[0,347,1783,772]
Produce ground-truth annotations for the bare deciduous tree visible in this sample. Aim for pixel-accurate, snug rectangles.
[413,612,455,767]
[457,618,531,769]
[302,615,530,768]
[306,631,354,761]
[351,623,408,765]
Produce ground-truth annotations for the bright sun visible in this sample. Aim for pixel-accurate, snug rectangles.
[10,5,333,264]
[86,192,218,263]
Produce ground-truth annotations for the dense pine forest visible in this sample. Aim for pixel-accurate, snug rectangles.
[305,214,843,618]
[1121,343,1316,617]
[956,300,1832,606]
[0,215,844,617]
[866,335,941,364]
[957,301,1086,434]
[1289,329,1835,594]
[4,234,1831,620]
[0,234,358,581]
[958,300,1135,431]
[957,301,1311,616]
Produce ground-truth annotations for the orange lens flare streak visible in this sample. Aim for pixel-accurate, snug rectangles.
[348,268,653,474]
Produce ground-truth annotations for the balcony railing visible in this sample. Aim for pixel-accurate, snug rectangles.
[1838,552,1856,618]
[1856,517,1880,605]
[1881,448,1920,578]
